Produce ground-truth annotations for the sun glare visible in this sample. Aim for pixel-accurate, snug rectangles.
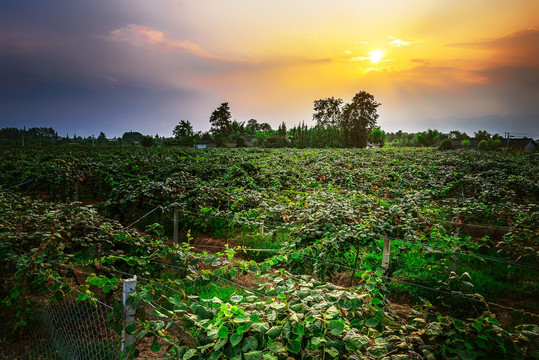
[369,50,384,63]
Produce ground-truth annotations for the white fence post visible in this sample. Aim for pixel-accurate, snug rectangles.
[121,275,137,352]
[260,221,264,237]
[173,207,178,245]
[382,235,391,272]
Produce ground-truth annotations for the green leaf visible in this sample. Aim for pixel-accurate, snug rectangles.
[125,323,137,335]
[344,334,370,351]
[292,323,305,336]
[365,317,379,328]
[266,326,283,338]
[329,319,345,336]
[10,291,20,299]
[270,301,286,310]
[269,341,286,353]
[183,348,197,360]
[287,338,302,354]
[425,322,443,336]
[244,351,262,360]
[230,295,243,303]
[103,284,112,293]
[250,314,259,323]
[76,293,88,301]
[217,325,229,338]
[367,345,388,358]
[136,328,149,339]
[324,347,339,357]
[214,336,228,351]
[241,336,259,352]
[230,333,243,347]
[454,319,466,331]
[371,297,383,306]
[311,337,326,347]
[472,322,482,331]
[251,322,269,333]
[150,341,162,353]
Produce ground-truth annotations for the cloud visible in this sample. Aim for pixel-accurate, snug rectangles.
[447,27,539,66]
[105,24,249,62]
[387,35,416,47]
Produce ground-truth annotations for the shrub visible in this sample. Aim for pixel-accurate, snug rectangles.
[438,138,454,151]
[477,140,487,151]
[141,135,155,147]
[460,139,471,148]
[487,138,500,151]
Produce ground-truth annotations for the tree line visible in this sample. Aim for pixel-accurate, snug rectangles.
[0,90,513,148]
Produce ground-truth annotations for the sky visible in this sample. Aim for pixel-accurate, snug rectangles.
[0,0,538,138]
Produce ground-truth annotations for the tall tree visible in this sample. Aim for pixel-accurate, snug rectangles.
[313,97,343,128]
[173,120,194,139]
[209,103,232,146]
[340,91,380,148]
[246,119,259,134]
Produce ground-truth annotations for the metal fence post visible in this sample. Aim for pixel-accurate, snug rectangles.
[173,207,178,245]
[121,275,137,352]
[74,182,79,202]
[382,235,391,272]
[260,221,264,237]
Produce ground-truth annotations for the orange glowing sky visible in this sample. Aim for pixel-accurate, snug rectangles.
[1,1,538,136]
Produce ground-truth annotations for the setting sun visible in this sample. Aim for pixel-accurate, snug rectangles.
[369,50,384,63]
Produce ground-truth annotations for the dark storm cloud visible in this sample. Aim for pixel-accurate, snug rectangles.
[0,1,211,137]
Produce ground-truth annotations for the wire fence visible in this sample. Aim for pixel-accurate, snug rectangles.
[4,277,118,360]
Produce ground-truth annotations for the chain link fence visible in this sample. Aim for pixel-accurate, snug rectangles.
[2,289,118,359]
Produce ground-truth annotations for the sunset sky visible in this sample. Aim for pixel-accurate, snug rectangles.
[1,1,538,138]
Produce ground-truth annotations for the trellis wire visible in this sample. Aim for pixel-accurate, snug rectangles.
[10,276,118,360]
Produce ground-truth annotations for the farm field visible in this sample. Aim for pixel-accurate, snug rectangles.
[1,146,538,359]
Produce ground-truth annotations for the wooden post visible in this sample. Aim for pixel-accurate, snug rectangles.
[74,182,79,201]
[454,212,460,237]
[173,207,178,245]
[382,235,391,272]
[348,243,362,287]
[121,275,137,352]
[260,221,264,237]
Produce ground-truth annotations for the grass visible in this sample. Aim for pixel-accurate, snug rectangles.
[183,280,244,305]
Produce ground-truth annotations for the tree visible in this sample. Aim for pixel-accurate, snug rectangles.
[438,138,454,151]
[448,130,469,140]
[416,129,440,147]
[313,97,343,128]
[141,135,155,147]
[209,103,232,146]
[340,91,380,148]
[474,130,491,140]
[122,131,143,145]
[97,132,107,144]
[246,119,260,134]
[460,139,471,148]
[258,123,272,132]
[369,127,385,147]
[173,120,193,139]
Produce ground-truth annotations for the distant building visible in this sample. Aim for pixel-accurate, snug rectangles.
[195,140,216,149]
[500,138,536,152]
